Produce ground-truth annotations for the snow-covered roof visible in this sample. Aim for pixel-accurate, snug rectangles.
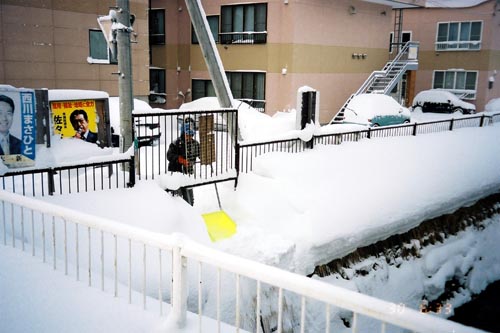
[423,0,489,8]
[48,89,109,101]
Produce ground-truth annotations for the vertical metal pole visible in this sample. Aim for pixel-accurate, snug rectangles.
[184,0,239,141]
[128,238,132,304]
[11,203,15,248]
[2,201,6,245]
[88,227,92,287]
[76,224,80,281]
[184,0,233,108]
[235,274,240,331]
[52,216,56,270]
[64,219,68,275]
[21,206,25,251]
[171,245,188,328]
[31,209,35,256]
[116,0,134,154]
[42,214,46,263]
[143,243,146,310]
[159,249,163,315]
[114,235,118,297]
[101,230,105,291]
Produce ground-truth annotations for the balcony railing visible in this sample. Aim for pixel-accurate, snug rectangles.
[0,190,487,333]
[435,41,481,51]
[219,31,267,44]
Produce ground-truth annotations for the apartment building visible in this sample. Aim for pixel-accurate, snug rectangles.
[150,0,420,123]
[0,0,150,98]
[403,0,500,112]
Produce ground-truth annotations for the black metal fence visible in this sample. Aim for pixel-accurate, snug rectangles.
[2,111,498,196]
[0,157,134,197]
[238,138,307,174]
[133,109,238,187]
[240,113,499,173]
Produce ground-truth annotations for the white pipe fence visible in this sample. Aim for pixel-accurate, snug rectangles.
[0,190,488,333]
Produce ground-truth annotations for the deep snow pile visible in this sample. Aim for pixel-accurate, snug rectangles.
[2,93,500,332]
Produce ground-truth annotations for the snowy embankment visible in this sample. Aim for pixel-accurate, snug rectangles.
[29,97,500,328]
[213,122,500,275]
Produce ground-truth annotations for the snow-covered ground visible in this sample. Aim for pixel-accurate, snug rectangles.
[1,96,500,332]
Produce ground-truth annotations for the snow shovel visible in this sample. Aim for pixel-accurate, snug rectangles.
[202,183,237,242]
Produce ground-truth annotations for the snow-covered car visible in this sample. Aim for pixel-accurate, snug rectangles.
[343,93,411,127]
[411,89,475,114]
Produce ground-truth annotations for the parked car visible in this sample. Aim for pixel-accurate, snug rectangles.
[411,89,475,114]
[343,93,411,127]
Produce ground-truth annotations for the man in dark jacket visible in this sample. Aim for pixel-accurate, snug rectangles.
[70,109,98,144]
[167,118,200,204]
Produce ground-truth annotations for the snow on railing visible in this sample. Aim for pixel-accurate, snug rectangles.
[0,190,487,333]
[132,109,238,187]
[0,156,135,197]
[241,113,499,173]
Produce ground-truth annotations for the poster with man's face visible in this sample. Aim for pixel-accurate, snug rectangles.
[51,100,99,144]
[0,86,36,168]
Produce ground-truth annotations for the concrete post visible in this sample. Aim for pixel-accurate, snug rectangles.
[116,0,134,153]
[184,0,240,141]
[184,0,234,108]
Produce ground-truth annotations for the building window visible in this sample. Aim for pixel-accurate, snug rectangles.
[433,70,478,99]
[149,68,166,103]
[192,79,216,101]
[192,16,219,44]
[389,31,412,53]
[227,72,266,112]
[149,9,165,45]
[436,21,482,51]
[220,3,267,44]
[88,29,117,64]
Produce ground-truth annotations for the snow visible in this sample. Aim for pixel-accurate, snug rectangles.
[48,89,109,101]
[423,0,489,8]
[1,92,500,332]
[412,89,476,111]
[342,93,411,125]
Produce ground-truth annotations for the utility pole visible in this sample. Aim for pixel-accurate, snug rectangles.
[184,0,242,143]
[116,0,134,153]
[184,0,234,109]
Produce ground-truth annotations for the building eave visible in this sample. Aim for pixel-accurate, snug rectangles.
[361,0,423,9]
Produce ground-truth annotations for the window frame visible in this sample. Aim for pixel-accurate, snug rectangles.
[149,8,166,45]
[389,31,412,53]
[432,70,479,100]
[220,3,268,44]
[191,79,216,101]
[88,29,117,64]
[149,67,166,104]
[435,21,482,51]
[226,71,266,112]
[192,15,220,44]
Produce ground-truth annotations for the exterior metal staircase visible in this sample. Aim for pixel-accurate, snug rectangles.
[330,41,419,124]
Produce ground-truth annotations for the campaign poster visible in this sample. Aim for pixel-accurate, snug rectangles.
[51,100,99,144]
[0,87,36,168]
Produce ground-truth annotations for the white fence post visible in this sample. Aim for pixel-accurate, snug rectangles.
[171,244,188,328]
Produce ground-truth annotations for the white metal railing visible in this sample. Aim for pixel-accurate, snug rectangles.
[0,190,488,333]
[435,41,481,51]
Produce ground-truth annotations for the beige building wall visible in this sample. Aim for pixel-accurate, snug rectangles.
[0,0,150,97]
[404,1,500,112]
[172,0,395,123]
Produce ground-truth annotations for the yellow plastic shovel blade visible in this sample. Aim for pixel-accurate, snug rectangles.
[202,211,237,242]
